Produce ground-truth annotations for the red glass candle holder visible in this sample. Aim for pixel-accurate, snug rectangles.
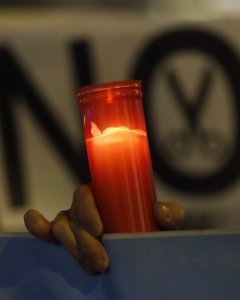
[77,80,158,233]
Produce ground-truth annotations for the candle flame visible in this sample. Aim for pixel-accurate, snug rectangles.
[90,122,145,138]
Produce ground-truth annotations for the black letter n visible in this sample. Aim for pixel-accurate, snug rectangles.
[0,48,90,207]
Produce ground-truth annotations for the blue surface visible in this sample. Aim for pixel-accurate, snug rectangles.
[0,232,240,299]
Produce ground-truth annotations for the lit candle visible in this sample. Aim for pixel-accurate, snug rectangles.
[77,80,158,233]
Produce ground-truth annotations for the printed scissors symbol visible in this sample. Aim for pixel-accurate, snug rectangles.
[164,67,229,159]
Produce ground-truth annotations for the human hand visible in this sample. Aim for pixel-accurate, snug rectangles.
[24,185,184,275]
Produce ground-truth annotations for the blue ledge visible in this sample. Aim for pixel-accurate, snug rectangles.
[0,231,240,299]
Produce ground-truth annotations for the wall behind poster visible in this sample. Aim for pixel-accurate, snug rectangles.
[1,9,240,231]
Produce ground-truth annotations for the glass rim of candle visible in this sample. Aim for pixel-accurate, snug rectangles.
[77,80,143,107]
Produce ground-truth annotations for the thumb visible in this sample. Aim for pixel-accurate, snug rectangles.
[153,202,184,230]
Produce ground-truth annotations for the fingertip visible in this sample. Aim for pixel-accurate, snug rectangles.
[24,209,41,230]
[24,208,36,224]
[73,185,92,203]
[95,254,110,273]
[24,209,52,241]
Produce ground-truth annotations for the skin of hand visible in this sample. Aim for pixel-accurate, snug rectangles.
[24,185,184,275]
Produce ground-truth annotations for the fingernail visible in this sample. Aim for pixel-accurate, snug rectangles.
[96,255,109,273]
[160,204,171,220]
[172,205,185,227]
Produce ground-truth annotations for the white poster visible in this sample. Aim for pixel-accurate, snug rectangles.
[0,9,240,231]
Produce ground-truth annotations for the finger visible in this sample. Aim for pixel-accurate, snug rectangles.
[24,209,53,242]
[51,212,97,275]
[70,222,110,274]
[153,202,184,230]
[71,185,103,238]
